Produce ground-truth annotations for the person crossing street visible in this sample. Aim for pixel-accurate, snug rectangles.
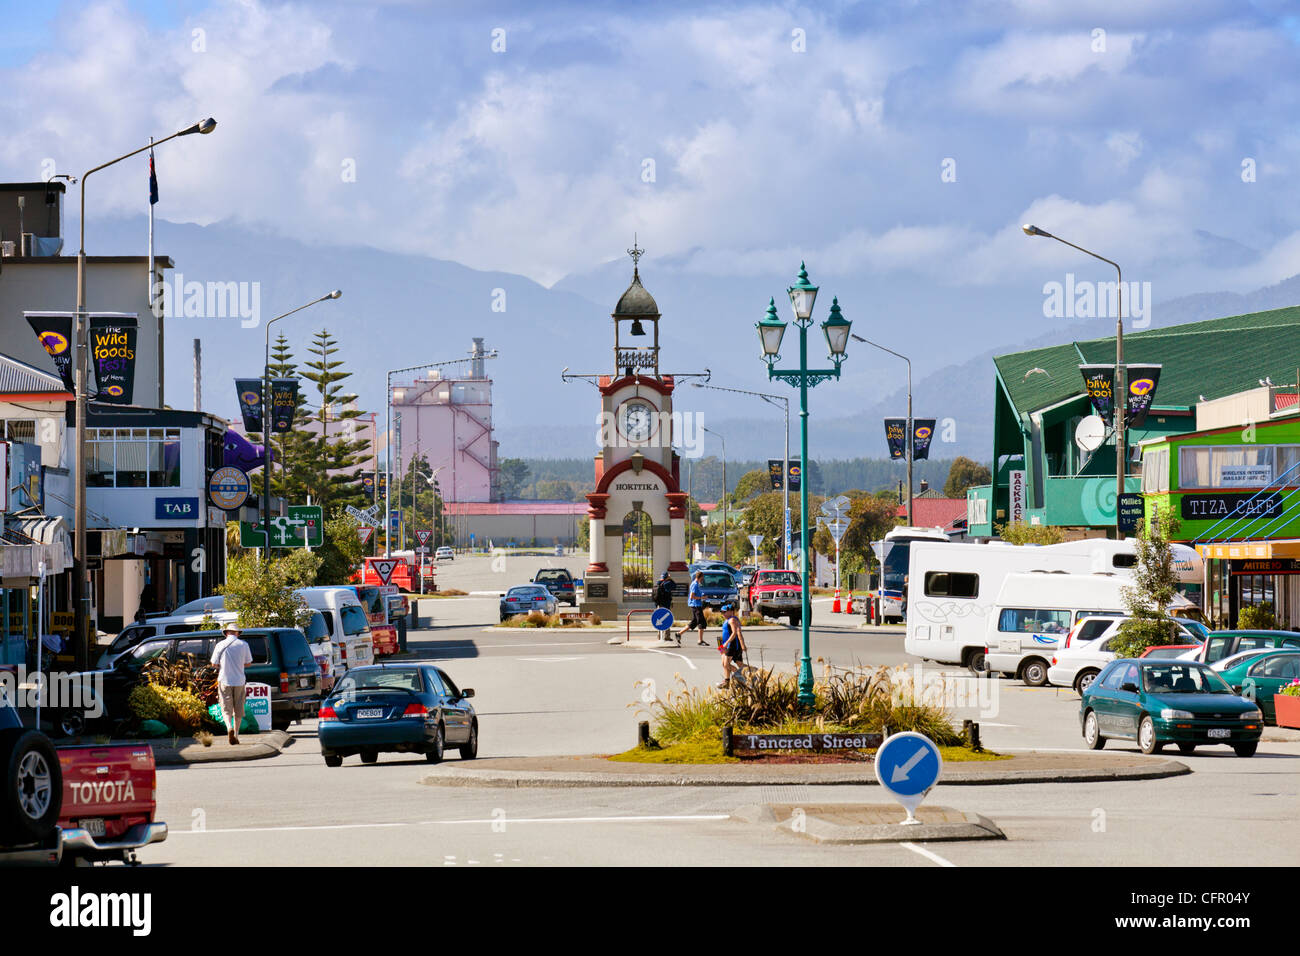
[676,570,709,646]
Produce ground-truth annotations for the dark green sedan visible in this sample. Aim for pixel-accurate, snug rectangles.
[1080,659,1263,757]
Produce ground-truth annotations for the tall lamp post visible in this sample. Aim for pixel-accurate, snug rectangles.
[702,426,727,563]
[1022,224,1126,538]
[850,334,913,525]
[757,263,851,708]
[261,291,342,560]
[72,117,217,668]
[692,382,790,568]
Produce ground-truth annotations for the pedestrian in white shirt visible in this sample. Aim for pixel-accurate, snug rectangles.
[211,624,253,745]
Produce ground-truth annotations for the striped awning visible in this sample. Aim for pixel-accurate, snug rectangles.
[3,514,71,574]
[1196,539,1300,560]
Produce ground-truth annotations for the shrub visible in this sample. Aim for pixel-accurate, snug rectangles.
[1280,679,1300,699]
[142,654,218,705]
[1237,602,1277,630]
[128,683,209,734]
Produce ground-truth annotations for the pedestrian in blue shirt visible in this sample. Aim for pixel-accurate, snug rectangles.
[675,570,709,646]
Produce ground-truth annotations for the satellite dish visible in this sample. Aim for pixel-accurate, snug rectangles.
[1075,415,1107,452]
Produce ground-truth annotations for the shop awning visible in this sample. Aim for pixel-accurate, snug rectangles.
[1196,539,1300,560]
[2,514,72,576]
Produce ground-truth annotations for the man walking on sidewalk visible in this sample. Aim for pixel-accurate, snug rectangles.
[211,624,253,745]
[676,570,709,646]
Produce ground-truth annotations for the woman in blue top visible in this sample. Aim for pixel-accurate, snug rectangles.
[717,603,747,688]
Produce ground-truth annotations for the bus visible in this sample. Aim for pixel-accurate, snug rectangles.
[871,526,951,623]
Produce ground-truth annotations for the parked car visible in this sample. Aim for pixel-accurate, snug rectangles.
[500,585,557,621]
[695,570,740,610]
[1139,644,1202,659]
[1219,649,1300,721]
[738,565,758,587]
[317,663,477,765]
[0,690,167,865]
[1197,630,1300,666]
[1047,616,1199,692]
[1080,658,1263,756]
[435,546,455,561]
[533,568,578,606]
[743,569,804,625]
[690,561,744,586]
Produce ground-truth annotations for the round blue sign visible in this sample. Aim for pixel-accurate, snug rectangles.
[651,607,674,631]
[875,731,942,797]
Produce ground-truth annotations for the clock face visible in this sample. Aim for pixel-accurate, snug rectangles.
[618,399,657,443]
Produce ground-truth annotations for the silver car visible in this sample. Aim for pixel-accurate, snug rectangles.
[500,585,558,621]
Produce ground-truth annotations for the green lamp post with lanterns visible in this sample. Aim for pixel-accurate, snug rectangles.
[757,262,851,709]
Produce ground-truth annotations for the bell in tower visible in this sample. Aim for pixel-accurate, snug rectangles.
[612,237,661,379]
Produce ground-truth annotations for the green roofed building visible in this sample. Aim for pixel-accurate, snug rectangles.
[966,305,1300,539]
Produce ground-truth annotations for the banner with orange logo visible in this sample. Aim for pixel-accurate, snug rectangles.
[912,419,937,460]
[1124,364,1162,429]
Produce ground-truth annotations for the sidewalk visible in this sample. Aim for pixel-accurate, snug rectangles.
[71,730,297,765]
[420,750,1191,788]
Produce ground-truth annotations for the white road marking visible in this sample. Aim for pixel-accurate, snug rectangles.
[900,842,957,867]
[440,641,603,648]
[515,656,584,663]
[170,813,733,836]
[642,647,697,670]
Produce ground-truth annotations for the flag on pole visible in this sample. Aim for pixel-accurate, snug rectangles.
[148,142,157,314]
[148,149,159,205]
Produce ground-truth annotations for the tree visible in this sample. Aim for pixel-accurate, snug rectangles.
[396,453,449,549]
[944,456,993,497]
[220,550,321,628]
[840,494,900,577]
[315,514,367,587]
[732,469,771,503]
[496,458,530,500]
[995,521,1066,545]
[1111,508,1185,658]
[300,329,370,510]
[535,479,577,501]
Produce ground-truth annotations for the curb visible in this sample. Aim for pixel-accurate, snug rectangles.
[152,730,294,765]
[418,756,1190,789]
[732,803,1006,844]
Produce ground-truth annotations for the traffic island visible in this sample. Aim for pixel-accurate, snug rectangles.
[418,751,1191,788]
[731,803,1005,844]
[145,730,295,765]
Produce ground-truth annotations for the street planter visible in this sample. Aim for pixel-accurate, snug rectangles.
[1274,693,1300,729]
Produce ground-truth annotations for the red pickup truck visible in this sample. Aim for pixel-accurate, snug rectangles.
[0,695,166,865]
[743,569,806,626]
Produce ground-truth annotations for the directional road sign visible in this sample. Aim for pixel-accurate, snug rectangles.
[821,494,850,517]
[371,558,398,586]
[357,526,374,546]
[874,731,943,824]
[650,607,674,632]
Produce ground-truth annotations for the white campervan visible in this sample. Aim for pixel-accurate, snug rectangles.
[984,572,1197,686]
[296,587,375,673]
[904,537,1203,675]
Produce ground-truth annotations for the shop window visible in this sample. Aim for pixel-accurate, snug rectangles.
[1180,446,1275,489]
[85,427,182,488]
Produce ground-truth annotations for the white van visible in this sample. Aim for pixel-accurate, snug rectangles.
[904,537,1203,674]
[984,573,1197,686]
[296,587,375,673]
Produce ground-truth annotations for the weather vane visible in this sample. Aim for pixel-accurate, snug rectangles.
[627,234,644,274]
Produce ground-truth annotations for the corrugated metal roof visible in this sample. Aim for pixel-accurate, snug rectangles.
[0,352,65,395]
[995,305,1300,417]
[443,501,587,516]
[894,497,967,531]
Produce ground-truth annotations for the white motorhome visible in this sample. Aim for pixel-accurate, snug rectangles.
[873,526,951,622]
[904,537,1204,674]
[984,572,1198,685]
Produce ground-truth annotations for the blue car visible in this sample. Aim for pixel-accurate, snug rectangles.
[318,663,477,766]
[694,570,740,609]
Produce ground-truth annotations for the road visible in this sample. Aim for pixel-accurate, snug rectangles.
[144,571,1300,866]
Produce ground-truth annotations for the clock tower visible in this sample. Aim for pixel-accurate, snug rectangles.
[582,243,689,621]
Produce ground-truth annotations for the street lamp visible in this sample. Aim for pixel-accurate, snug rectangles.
[261,290,342,559]
[71,117,217,668]
[1022,224,1126,538]
[758,262,851,708]
[702,426,727,564]
[691,382,790,568]
[851,333,913,525]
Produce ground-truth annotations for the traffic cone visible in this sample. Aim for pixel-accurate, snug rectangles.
[832,589,842,613]
[845,592,855,614]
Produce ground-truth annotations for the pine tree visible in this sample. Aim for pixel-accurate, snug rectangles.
[299,328,370,510]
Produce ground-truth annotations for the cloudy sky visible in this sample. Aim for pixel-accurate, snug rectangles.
[3,0,1299,296]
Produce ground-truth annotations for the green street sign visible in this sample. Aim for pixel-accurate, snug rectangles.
[240,505,324,548]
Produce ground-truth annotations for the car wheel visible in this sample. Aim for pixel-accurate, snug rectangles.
[323,754,343,768]
[426,723,445,763]
[1138,716,1159,755]
[1074,669,1099,695]
[459,721,478,760]
[1176,743,1196,755]
[271,716,292,732]
[359,749,378,764]
[56,710,86,739]
[1233,741,1258,758]
[966,650,987,677]
[1082,710,1106,750]
[0,729,63,845]
[788,613,801,627]
[1021,659,1049,687]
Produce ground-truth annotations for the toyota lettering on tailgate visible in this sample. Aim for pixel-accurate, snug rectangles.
[69,778,137,805]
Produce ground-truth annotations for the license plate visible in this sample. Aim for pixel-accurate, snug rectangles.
[80,818,106,837]
[299,677,311,688]
[356,708,384,719]
[1207,728,1231,739]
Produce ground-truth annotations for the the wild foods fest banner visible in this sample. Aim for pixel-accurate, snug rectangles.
[1079,364,1116,424]
[1124,364,1162,429]
[88,314,137,404]
[269,378,299,432]
[235,378,264,433]
[912,419,937,461]
[884,418,907,459]
[25,312,75,390]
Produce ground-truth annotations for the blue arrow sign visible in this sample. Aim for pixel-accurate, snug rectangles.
[651,607,674,631]
[876,732,942,798]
